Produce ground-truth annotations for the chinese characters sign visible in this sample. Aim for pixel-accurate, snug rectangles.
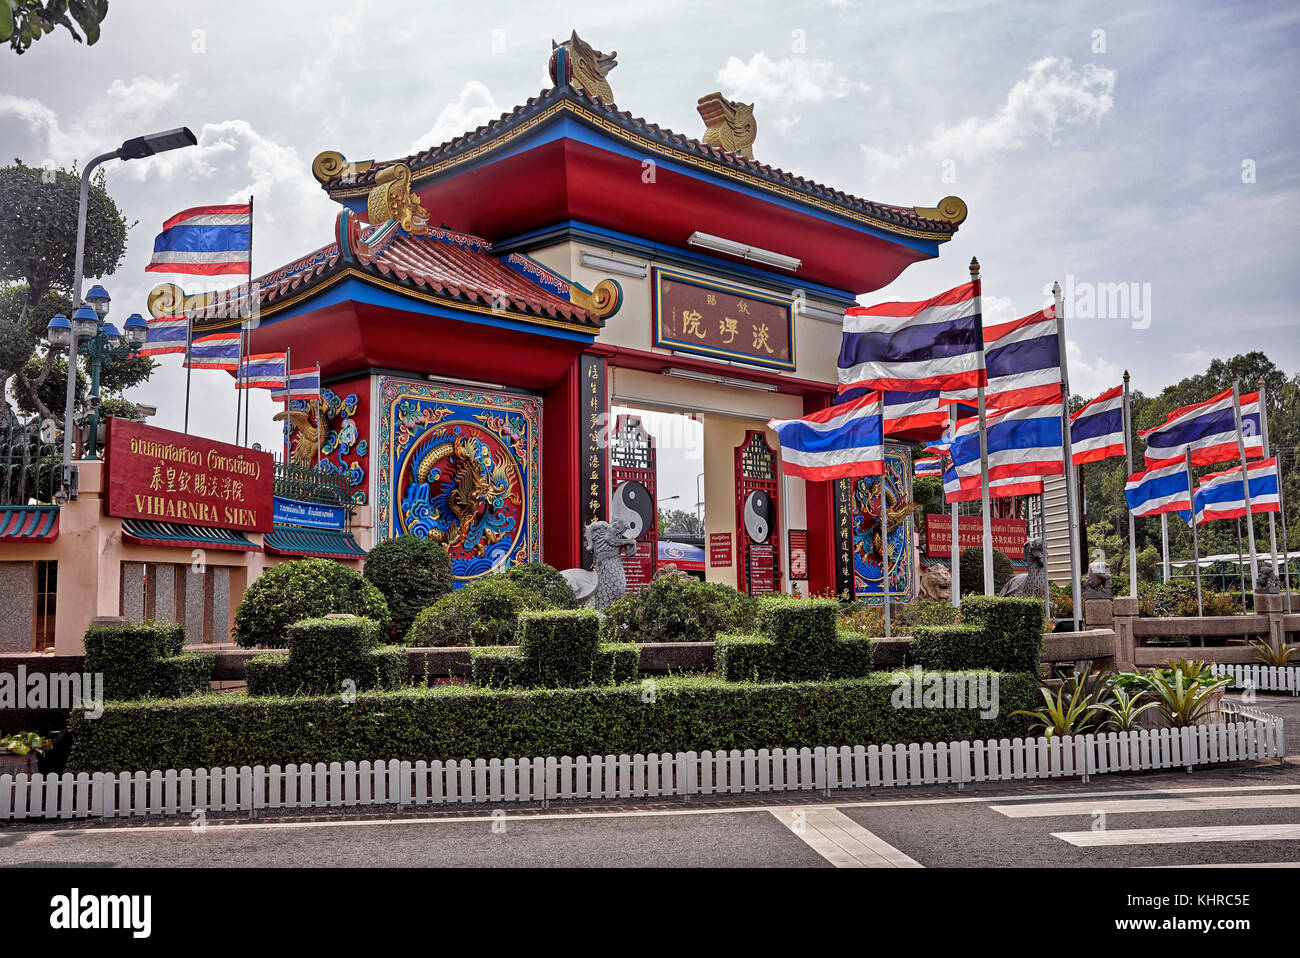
[653,267,795,371]
[104,418,273,533]
[924,515,1027,559]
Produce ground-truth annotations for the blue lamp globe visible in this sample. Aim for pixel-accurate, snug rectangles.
[122,312,148,346]
[85,284,111,319]
[71,305,100,340]
[45,313,72,348]
[102,322,122,346]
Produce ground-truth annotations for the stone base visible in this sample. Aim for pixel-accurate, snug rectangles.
[1084,598,1114,628]
[1255,592,1285,614]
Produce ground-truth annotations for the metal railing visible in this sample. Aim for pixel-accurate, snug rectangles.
[0,424,61,507]
[272,457,352,510]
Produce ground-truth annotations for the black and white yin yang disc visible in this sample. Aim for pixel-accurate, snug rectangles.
[612,480,654,539]
[743,490,774,544]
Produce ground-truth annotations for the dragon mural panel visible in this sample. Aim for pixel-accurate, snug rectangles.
[278,375,369,505]
[377,376,540,584]
[851,445,915,604]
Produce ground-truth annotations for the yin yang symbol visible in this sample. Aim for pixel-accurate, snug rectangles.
[743,490,774,544]
[612,480,654,540]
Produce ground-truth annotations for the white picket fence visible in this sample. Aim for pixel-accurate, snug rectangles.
[1212,663,1300,696]
[0,710,1283,823]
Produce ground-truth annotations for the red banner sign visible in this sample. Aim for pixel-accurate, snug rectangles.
[788,529,809,580]
[104,418,274,533]
[653,267,795,371]
[708,532,733,567]
[924,514,1027,560]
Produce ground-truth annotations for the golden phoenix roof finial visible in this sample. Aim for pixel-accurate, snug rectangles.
[697,92,757,160]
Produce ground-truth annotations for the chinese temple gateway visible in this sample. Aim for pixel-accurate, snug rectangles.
[151,32,968,606]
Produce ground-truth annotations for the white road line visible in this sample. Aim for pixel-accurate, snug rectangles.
[993,793,1300,818]
[771,807,922,868]
[1146,862,1300,868]
[1053,824,1300,847]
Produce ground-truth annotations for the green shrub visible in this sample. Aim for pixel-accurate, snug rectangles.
[910,595,1043,673]
[602,576,756,643]
[242,616,408,696]
[244,655,298,696]
[404,576,543,647]
[1136,580,1244,617]
[66,672,1039,773]
[233,558,389,649]
[363,535,453,639]
[714,598,876,682]
[839,599,960,636]
[83,621,205,700]
[959,546,1014,596]
[471,609,639,689]
[500,562,577,609]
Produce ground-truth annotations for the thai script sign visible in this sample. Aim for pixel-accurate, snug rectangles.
[924,514,1027,559]
[708,532,733,567]
[653,267,795,371]
[104,418,273,533]
[272,497,346,531]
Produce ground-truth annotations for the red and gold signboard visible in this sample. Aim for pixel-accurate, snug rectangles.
[735,430,780,596]
[788,529,809,580]
[652,266,795,371]
[104,418,274,533]
[924,514,1027,560]
[708,532,733,567]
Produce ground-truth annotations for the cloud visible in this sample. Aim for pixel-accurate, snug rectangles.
[716,52,866,137]
[1066,339,1123,400]
[410,81,502,153]
[862,57,1116,178]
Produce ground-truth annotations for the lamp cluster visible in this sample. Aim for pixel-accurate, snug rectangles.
[44,285,147,350]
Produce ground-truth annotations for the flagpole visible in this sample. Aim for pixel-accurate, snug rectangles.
[1258,378,1289,609]
[183,312,193,435]
[316,363,323,469]
[233,326,242,445]
[1235,517,1247,610]
[970,258,994,596]
[283,347,291,464]
[1122,371,1138,596]
[1161,513,1170,584]
[1039,489,1050,614]
[1054,281,1082,629]
[879,392,891,639]
[949,404,961,609]
[1230,378,1259,590]
[244,194,254,448]
[1186,449,1203,616]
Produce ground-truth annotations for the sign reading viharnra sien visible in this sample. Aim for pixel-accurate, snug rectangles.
[103,418,273,533]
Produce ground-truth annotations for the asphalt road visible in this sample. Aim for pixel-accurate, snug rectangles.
[0,694,1296,869]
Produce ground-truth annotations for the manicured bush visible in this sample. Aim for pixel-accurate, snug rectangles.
[602,576,756,643]
[471,609,640,689]
[233,558,389,649]
[839,599,960,636]
[500,561,577,609]
[910,595,1043,673]
[404,576,544,647]
[244,616,408,696]
[714,597,876,682]
[83,621,207,700]
[959,546,1014,596]
[244,655,297,696]
[66,672,1039,773]
[363,535,453,639]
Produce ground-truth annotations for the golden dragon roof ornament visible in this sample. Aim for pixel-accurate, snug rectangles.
[549,30,617,104]
[697,92,757,160]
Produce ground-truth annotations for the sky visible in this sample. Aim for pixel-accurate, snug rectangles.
[2,0,1297,500]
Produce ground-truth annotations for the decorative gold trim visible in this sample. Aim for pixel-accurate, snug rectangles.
[312,150,374,185]
[913,195,968,226]
[568,278,621,318]
[365,164,429,236]
[147,283,217,318]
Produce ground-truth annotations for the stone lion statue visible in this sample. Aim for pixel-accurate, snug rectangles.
[999,538,1048,599]
[560,518,638,610]
[1082,548,1113,599]
[917,565,952,603]
[1256,566,1280,595]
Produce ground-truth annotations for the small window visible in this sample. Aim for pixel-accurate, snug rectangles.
[34,560,56,652]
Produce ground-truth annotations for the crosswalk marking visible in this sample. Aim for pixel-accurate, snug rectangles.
[1053,824,1300,847]
[772,808,922,868]
[993,793,1300,818]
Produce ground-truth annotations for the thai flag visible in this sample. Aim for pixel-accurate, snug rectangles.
[140,316,188,357]
[270,367,322,401]
[767,392,884,481]
[185,332,241,370]
[1192,457,1280,524]
[914,456,942,478]
[839,385,974,441]
[838,281,985,393]
[982,305,1061,410]
[943,457,1044,503]
[1124,459,1191,517]
[1140,388,1263,467]
[1070,385,1126,465]
[146,204,252,276]
[950,400,1065,484]
[234,353,289,389]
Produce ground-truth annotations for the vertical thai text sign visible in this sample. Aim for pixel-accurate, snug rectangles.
[103,418,274,533]
[579,353,608,569]
[610,414,657,591]
[735,430,780,596]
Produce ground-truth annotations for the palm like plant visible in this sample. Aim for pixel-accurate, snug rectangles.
[1141,667,1229,728]
[1092,687,1159,732]
[1249,638,1297,667]
[1012,682,1099,739]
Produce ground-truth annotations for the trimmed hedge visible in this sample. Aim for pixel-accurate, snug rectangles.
[66,672,1039,773]
[363,535,454,639]
[715,598,876,682]
[233,558,389,649]
[500,562,577,609]
[910,595,1043,673]
[602,575,756,643]
[244,617,408,696]
[404,576,543,647]
[471,609,640,688]
[83,621,210,700]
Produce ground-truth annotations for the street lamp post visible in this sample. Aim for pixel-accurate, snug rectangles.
[57,127,197,501]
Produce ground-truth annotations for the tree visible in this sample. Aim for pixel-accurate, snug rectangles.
[0,160,146,430]
[658,508,704,538]
[1,1,109,55]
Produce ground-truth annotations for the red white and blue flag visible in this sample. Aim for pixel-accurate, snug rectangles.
[914,456,942,478]
[837,386,975,441]
[1124,459,1191,518]
[767,392,884,482]
[270,366,322,401]
[1070,385,1126,465]
[838,282,985,393]
[980,305,1061,411]
[234,353,289,390]
[949,400,1065,485]
[1140,388,1263,467]
[185,332,241,370]
[1192,457,1280,525]
[942,455,1044,503]
[140,315,189,357]
[146,204,252,276]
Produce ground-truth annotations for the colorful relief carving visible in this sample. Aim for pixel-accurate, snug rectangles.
[279,387,368,504]
[377,377,540,583]
[852,446,915,604]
